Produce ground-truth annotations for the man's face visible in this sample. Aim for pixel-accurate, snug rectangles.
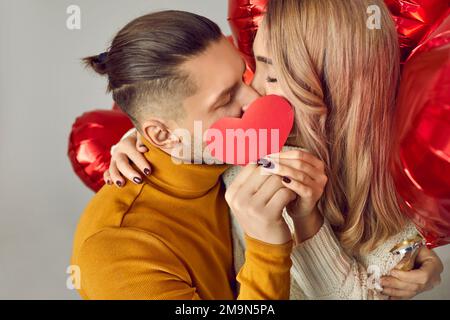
[178,36,260,137]
[140,36,260,162]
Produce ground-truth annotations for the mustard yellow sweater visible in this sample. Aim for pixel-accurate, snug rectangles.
[71,140,292,300]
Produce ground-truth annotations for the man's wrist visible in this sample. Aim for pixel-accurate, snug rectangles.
[244,232,293,257]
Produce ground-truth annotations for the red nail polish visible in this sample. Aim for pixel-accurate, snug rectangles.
[116,181,122,187]
[283,176,291,184]
[133,177,143,184]
[144,168,151,176]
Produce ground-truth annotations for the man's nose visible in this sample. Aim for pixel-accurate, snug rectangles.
[240,84,260,113]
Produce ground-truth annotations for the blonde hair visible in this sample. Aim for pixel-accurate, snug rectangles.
[265,0,407,253]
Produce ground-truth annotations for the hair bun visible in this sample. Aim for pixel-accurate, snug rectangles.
[82,52,108,75]
[95,52,108,64]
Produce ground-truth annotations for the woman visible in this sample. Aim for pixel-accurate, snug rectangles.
[106,0,443,299]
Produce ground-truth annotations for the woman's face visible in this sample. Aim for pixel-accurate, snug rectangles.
[251,27,286,98]
[251,26,298,144]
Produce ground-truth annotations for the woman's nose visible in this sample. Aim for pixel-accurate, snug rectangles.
[250,73,266,97]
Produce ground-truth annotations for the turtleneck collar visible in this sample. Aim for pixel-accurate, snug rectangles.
[141,138,230,198]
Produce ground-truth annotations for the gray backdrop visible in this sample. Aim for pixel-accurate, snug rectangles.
[0,0,448,299]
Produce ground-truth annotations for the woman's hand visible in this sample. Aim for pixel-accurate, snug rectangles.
[104,129,152,187]
[381,247,444,299]
[263,150,328,218]
[225,163,297,245]
[258,150,327,243]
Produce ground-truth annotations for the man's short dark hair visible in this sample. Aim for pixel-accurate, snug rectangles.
[83,10,223,124]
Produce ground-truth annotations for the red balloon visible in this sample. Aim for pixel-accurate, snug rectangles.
[228,0,266,71]
[385,0,450,61]
[392,11,450,248]
[68,109,133,192]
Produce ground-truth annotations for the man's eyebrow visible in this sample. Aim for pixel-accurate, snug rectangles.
[256,56,273,65]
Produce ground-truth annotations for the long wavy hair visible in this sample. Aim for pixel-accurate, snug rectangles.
[265,0,408,254]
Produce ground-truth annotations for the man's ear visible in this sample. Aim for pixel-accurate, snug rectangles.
[140,118,180,149]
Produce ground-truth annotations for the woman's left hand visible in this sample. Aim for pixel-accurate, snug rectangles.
[225,163,297,245]
[263,149,328,218]
[381,247,444,299]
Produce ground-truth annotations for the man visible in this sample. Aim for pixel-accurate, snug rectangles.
[72,10,295,299]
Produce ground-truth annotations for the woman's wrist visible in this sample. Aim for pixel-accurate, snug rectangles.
[245,220,292,245]
[110,127,137,156]
[292,207,324,244]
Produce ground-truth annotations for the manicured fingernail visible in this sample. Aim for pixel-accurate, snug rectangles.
[265,162,274,169]
[257,158,274,169]
[116,180,122,187]
[140,145,149,152]
[283,176,292,184]
[133,177,143,184]
[106,180,112,185]
[144,168,151,176]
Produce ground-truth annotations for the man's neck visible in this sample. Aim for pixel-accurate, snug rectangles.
[141,138,230,198]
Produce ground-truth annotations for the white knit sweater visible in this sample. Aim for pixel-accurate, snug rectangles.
[222,147,419,300]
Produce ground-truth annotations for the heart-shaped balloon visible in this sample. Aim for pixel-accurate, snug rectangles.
[68,109,133,192]
[228,0,267,71]
[392,10,450,249]
[385,0,450,61]
[205,95,294,165]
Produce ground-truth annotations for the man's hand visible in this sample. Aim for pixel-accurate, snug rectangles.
[381,247,444,299]
[225,163,297,245]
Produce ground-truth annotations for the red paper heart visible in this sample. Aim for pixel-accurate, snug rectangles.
[205,95,294,165]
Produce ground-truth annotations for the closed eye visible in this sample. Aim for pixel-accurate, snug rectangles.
[266,76,278,83]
